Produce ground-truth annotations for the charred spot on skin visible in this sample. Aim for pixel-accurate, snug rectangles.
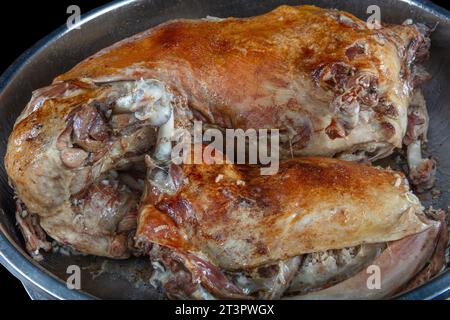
[237,196,255,208]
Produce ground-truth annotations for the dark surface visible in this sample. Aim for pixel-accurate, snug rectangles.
[0,269,28,300]
[0,0,449,301]
[0,1,110,75]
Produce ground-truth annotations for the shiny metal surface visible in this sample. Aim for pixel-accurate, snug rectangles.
[0,0,449,300]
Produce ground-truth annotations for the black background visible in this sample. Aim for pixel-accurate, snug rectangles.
[0,0,449,301]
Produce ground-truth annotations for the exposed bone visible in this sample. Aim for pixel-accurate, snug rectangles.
[154,108,174,161]
[114,79,173,126]
[144,86,176,195]
[407,140,436,192]
[403,89,435,192]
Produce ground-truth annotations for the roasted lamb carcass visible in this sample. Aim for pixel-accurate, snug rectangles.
[4,5,437,262]
[136,149,447,299]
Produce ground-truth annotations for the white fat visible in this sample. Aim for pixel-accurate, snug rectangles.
[62,88,84,98]
[407,140,423,170]
[203,16,224,21]
[154,107,174,161]
[20,209,28,218]
[115,79,173,126]
[404,192,421,207]
[394,176,402,188]
[403,19,414,25]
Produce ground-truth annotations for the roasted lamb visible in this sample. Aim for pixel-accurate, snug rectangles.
[4,5,445,298]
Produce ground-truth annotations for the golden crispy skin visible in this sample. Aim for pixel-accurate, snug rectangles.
[56,5,429,160]
[136,156,430,270]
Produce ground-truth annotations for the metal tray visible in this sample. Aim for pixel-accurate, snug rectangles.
[0,0,449,300]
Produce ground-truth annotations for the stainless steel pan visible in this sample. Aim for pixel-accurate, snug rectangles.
[0,0,449,300]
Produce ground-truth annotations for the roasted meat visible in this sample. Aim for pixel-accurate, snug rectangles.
[4,79,169,258]
[55,5,431,162]
[135,149,446,299]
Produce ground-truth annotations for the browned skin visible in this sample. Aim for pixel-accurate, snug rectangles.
[137,154,429,271]
[56,5,429,160]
